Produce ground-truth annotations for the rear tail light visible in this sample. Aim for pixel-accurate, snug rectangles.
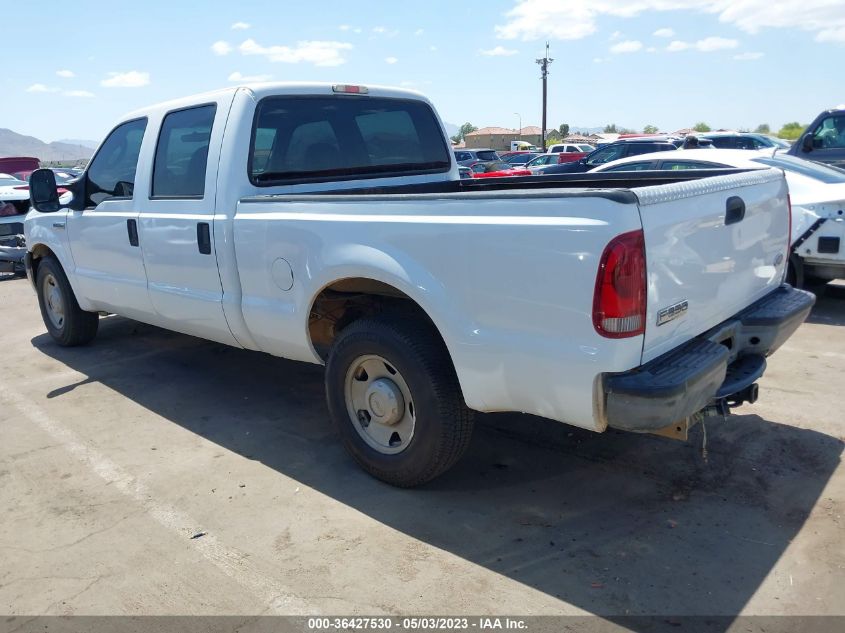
[13,185,29,190]
[593,230,647,338]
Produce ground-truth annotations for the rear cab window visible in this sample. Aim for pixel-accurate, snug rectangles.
[250,96,451,185]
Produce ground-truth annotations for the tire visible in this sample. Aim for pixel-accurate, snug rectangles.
[35,256,99,346]
[325,314,474,487]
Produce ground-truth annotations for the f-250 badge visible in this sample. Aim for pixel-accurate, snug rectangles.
[657,300,689,326]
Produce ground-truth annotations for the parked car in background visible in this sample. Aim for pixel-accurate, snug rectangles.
[0,174,31,214]
[0,174,30,276]
[458,165,472,179]
[453,148,500,166]
[500,152,541,166]
[535,138,683,174]
[525,154,561,171]
[468,160,531,178]
[787,108,845,169]
[547,143,595,163]
[701,133,788,150]
[0,157,39,175]
[589,148,845,287]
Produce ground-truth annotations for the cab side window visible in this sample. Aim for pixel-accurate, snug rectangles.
[813,117,845,149]
[152,104,217,198]
[85,118,147,207]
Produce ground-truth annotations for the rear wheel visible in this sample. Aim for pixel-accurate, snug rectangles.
[325,314,474,487]
[36,256,98,346]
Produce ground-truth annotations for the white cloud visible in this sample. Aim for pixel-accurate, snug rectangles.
[385,56,398,64]
[100,71,150,88]
[239,38,353,67]
[26,83,58,93]
[593,57,604,63]
[372,26,386,34]
[56,69,75,78]
[228,71,273,82]
[646,46,657,52]
[231,21,250,30]
[479,45,519,56]
[609,30,623,40]
[667,36,737,52]
[733,51,764,60]
[64,90,94,98]
[211,40,233,55]
[695,36,738,51]
[653,27,675,38]
[429,45,438,51]
[610,39,643,53]
[414,29,424,36]
[495,1,845,44]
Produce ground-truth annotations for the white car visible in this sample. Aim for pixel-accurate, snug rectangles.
[0,173,30,212]
[23,83,812,486]
[0,174,29,275]
[590,149,845,286]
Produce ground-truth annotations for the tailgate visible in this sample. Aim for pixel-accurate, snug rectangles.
[636,169,790,363]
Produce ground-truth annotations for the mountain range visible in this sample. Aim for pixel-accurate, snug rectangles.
[0,129,95,163]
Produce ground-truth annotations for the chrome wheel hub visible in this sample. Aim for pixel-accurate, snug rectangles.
[43,273,65,329]
[345,355,415,454]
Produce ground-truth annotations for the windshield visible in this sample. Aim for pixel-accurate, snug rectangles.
[752,154,845,184]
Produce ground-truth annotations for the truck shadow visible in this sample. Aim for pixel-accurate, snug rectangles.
[805,282,845,326]
[30,316,842,628]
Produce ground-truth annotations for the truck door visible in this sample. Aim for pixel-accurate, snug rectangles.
[66,118,156,320]
[138,102,239,346]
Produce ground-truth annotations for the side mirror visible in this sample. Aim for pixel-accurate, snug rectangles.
[30,169,60,213]
[801,133,814,153]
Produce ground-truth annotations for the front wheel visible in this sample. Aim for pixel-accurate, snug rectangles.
[325,314,474,487]
[35,256,99,346]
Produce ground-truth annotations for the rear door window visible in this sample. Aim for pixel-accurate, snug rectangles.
[602,161,655,172]
[660,160,729,170]
[152,104,216,198]
[251,96,450,185]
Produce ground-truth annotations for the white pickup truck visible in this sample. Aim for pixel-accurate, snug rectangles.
[25,83,814,486]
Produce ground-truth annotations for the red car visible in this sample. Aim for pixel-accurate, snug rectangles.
[469,161,532,178]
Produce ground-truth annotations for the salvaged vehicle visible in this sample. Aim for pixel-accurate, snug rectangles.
[787,107,845,169]
[25,83,814,486]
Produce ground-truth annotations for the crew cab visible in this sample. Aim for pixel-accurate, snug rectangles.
[25,83,814,486]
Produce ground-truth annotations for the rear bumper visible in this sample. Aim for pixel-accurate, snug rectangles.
[0,244,26,274]
[603,284,815,432]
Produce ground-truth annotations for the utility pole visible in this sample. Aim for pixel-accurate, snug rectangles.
[535,42,553,152]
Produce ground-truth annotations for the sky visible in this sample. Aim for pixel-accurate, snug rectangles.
[4,0,845,143]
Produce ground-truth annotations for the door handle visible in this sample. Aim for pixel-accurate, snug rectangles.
[725,196,745,225]
[197,222,211,255]
[126,219,139,246]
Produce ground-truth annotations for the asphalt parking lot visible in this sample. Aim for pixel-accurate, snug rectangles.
[0,274,842,624]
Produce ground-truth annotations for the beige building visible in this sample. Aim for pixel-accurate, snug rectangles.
[464,126,544,151]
